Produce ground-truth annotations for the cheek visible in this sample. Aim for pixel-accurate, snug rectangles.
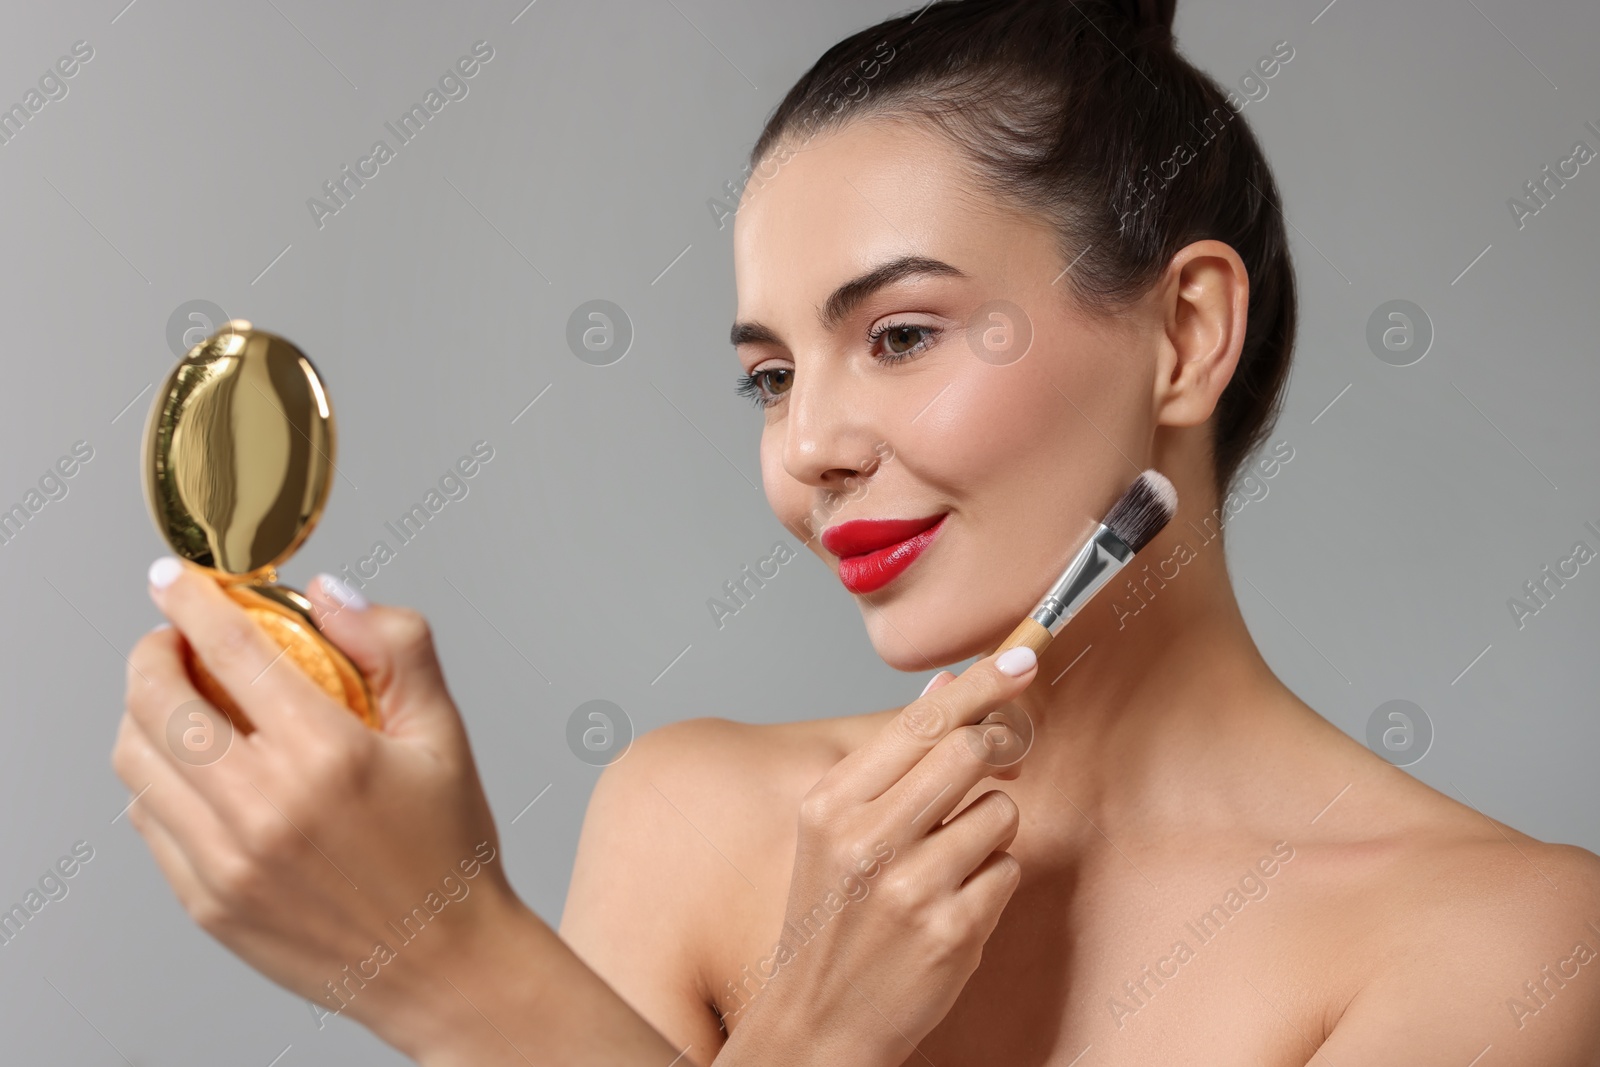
[1028,330,1149,480]
[911,369,1056,488]
[913,335,1132,493]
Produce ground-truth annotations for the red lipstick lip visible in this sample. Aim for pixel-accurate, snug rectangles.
[822,513,947,558]
[823,514,947,595]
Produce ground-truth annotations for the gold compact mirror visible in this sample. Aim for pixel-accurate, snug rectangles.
[142,320,377,731]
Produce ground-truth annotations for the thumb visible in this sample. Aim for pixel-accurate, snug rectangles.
[307,574,463,744]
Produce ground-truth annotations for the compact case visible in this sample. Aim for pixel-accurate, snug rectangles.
[141,320,377,731]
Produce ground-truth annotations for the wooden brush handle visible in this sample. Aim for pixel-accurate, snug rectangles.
[996,616,1053,658]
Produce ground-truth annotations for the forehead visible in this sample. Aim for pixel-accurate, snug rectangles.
[731,116,1046,328]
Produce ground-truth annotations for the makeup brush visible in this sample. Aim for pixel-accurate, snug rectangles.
[997,469,1178,657]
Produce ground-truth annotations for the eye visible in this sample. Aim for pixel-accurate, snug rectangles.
[734,320,940,411]
[868,320,941,361]
[734,364,793,408]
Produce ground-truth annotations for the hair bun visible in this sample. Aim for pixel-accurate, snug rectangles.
[1113,0,1177,41]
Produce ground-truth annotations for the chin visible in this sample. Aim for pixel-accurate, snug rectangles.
[857,591,999,672]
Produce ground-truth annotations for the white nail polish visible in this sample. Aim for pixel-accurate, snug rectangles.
[995,646,1037,677]
[148,556,183,590]
[318,573,370,610]
[919,672,945,697]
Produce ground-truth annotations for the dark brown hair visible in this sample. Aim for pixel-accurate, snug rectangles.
[747,0,1296,503]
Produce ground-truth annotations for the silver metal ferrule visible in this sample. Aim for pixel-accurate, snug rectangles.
[1027,523,1136,636]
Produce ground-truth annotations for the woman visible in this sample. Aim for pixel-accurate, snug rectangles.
[115,0,1600,1064]
[562,1,1600,1061]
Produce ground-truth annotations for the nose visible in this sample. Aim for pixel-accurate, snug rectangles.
[779,359,887,494]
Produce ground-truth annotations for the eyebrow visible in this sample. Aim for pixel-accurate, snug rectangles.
[728,254,968,348]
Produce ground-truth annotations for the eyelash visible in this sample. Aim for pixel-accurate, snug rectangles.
[734,321,942,409]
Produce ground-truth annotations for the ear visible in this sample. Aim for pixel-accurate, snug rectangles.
[1150,239,1249,428]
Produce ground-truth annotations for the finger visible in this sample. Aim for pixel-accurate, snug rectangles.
[919,668,1014,784]
[960,662,1024,780]
[122,791,209,916]
[825,645,1038,802]
[146,557,355,738]
[976,702,1031,782]
[125,626,262,797]
[114,707,238,852]
[304,576,463,745]
[115,712,297,929]
[922,790,1020,886]
[956,850,1023,940]
[883,726,1026,837]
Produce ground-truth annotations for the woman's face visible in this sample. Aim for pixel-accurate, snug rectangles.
[731,116,1162,671]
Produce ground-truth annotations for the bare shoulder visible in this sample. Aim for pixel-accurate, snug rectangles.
[1316,757,1600,925]
[561,711,859,907]
[566,702,900,874]
[1380,812,1600,961]
[557,706,898,1051]
[558,706,894,936]
[1302,756,1600,1061]
[584,707,891,832]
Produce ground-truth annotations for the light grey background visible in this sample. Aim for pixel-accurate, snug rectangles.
[1,0,1596,1062]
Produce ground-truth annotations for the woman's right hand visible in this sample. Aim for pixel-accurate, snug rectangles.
[718,644,1040,1067]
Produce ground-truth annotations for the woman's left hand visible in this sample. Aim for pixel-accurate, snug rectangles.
[111,559,521,1059]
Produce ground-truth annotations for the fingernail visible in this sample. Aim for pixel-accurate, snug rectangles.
[318,573,370,610]
[148,556,183,590]
[995,646,1037,677]
[918,671,949,697]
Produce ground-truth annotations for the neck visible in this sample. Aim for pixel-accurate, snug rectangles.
[986,510,1295,826]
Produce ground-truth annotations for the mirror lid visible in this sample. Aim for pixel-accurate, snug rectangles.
[142,321,338,577]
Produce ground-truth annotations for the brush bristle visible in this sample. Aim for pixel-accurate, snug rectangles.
[1104,469,1177,553]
